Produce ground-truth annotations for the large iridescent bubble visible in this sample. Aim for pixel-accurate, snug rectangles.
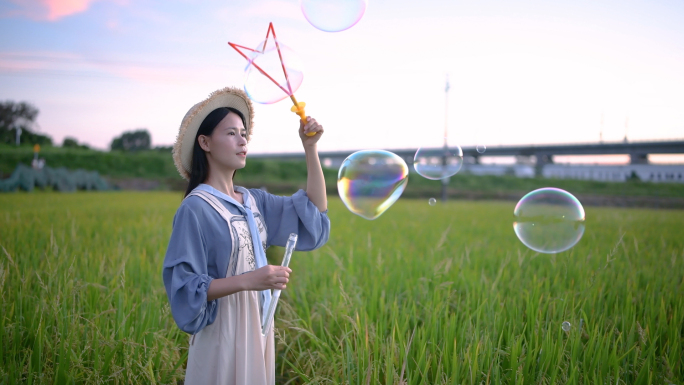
[244,40,303,104]
[300,0,367,32]
[413,146,463,180]
[513,188,585,254]
[337,150,409,220]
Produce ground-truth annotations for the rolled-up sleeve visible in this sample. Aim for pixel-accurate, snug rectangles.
[162,205,218,334]
[251,189,331,251]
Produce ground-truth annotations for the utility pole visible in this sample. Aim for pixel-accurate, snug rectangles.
[623,116,629,143]
[599,111,604,143]
[441,75,450,203]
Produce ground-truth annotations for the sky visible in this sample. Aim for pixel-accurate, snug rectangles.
[1,0,683,160]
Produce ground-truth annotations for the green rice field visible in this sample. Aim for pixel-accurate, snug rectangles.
[0,192,682,384]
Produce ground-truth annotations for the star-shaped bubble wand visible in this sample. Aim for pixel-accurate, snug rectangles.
[229,23,316,136]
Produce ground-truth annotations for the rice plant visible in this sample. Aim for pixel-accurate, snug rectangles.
[1,192,682,384]
[278,199,684,385]
[0,192,188,384]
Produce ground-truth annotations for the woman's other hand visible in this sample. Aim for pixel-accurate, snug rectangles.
[244,265,291,291]
[299,116,323,148]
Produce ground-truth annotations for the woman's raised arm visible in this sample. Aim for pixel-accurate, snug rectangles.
[299,116,327,212]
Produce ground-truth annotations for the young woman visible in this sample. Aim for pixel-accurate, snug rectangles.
[162,87,330,384]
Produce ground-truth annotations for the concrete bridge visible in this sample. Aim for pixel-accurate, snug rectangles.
[250,139,684,169]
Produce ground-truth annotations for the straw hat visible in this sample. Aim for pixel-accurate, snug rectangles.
[173,87,254,180]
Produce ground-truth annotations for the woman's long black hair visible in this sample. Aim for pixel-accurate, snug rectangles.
[184,107,247,198]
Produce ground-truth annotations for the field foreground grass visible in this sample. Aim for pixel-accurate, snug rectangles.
[0,192,682,384]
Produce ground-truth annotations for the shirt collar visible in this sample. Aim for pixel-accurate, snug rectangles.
[196,184,251,210]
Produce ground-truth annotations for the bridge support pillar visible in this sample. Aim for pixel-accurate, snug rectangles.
[535,154,553,177]
[630,153,648,164]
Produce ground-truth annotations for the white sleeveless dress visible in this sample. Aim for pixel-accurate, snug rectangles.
[183,189,275,385]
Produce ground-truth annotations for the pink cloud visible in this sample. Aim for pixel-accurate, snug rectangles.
[4,0,109,21]
[44,0,95,20]
[0,51,79,71]
[0,51,238,84]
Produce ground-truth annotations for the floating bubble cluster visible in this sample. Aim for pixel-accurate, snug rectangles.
[300,0,367,32]
[513,188,585,254]
[428,198,437,206]
[413,146,463,180]
[562,321,571,332]
[244,40,303,104]
[476,144,486,154]
[337,150,409,220]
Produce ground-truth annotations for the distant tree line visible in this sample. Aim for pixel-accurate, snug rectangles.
[110,129,151,151]
[1,100,172,152]
[109,129,172,153]
[62,137,90,149]
[0,101,52,145]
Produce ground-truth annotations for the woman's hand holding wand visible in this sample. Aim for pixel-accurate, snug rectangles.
[207,265,291,300]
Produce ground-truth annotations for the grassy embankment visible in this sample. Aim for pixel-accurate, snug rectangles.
[2,144,684,203]
[0,192,682,383]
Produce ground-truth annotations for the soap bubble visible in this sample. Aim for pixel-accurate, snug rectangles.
[513,188,585,254]
[562,321,571,332]
[244,39,303,104]
[338,150,409,220]
[476,144,486,154]
[428,198,436,206]
[413,146,463,180]
[301,0,367,32]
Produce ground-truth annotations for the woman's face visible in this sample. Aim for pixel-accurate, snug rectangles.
[199,111,248,172]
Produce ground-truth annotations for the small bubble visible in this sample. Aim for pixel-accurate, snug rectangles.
[562,321,571,332]
[513,187,585,254]
[428,198,437,206]
[414,146,463,180]
[476,144,486,154]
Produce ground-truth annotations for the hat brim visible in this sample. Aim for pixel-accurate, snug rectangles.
[173,87,254,180]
